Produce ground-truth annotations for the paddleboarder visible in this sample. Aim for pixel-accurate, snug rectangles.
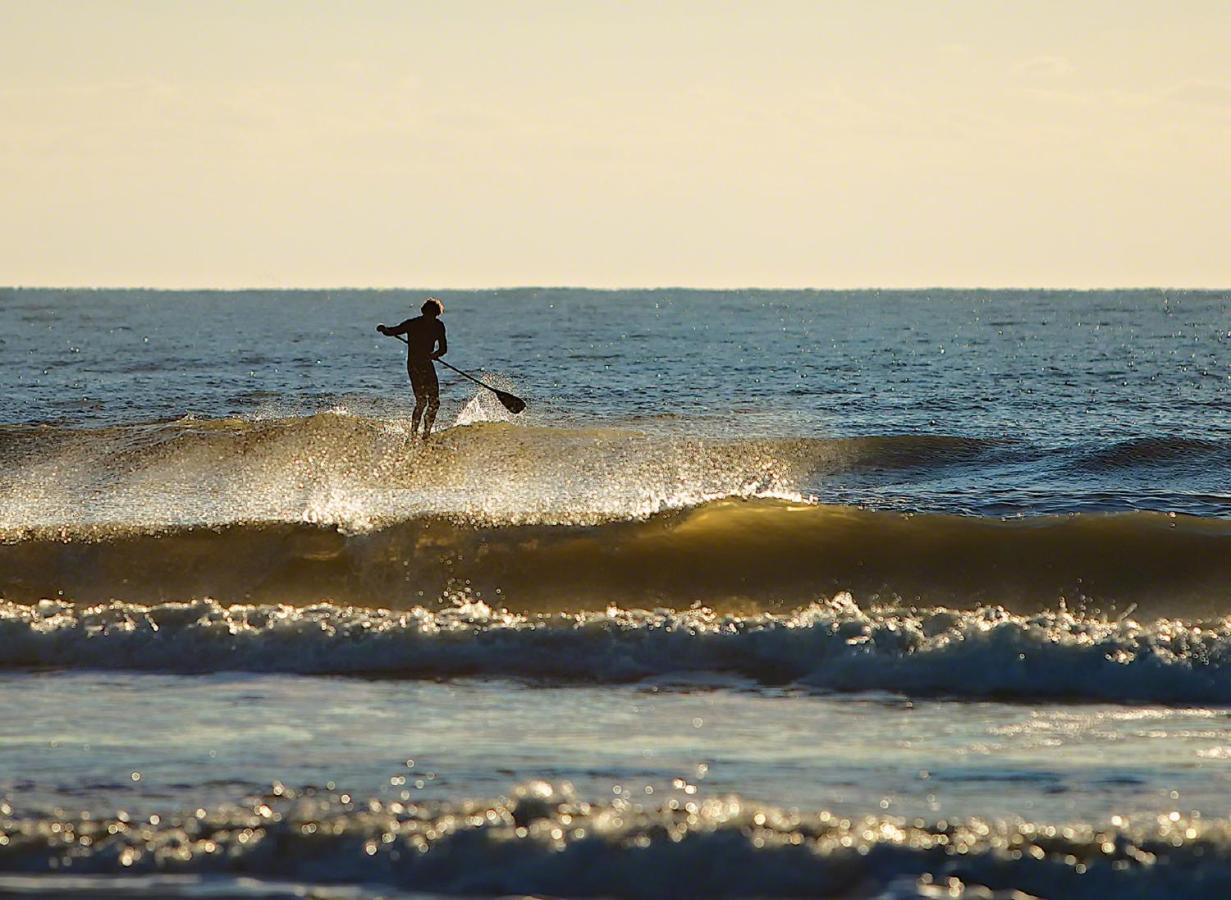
[377,298,447,438]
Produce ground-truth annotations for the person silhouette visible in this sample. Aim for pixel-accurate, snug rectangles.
[377,298,448,437]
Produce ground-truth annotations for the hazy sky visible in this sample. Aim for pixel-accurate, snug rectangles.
[2,0,1228,288]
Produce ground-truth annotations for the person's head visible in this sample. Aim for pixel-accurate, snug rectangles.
[421,298,444,318]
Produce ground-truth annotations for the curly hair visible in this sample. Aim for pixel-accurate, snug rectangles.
[420,298,444,316]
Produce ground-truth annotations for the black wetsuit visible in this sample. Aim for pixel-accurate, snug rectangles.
[385,315,447,435]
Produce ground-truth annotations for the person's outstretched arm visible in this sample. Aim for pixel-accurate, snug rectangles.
[377,318,412,337]
[432,322,448,359]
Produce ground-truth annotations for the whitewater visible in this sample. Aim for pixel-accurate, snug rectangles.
[2,287,1231,898]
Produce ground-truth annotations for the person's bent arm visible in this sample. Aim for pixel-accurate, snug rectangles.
[433,324,448,359]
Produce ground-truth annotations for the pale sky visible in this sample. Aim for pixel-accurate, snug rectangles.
[2,0,1228,288]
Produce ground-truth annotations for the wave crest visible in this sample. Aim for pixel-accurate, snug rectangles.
[1071,436,1231,473]
[4,596,1231,703]
[0,415,1011,531]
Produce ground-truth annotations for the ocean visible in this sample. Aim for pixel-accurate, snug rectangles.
[1,287,1230,898]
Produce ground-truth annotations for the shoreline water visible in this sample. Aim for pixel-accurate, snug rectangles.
[2,672,1230,897]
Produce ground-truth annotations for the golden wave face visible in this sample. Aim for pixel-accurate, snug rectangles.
[2,498,1229,615]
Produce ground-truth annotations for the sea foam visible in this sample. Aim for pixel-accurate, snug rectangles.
[3,596,1229,704]
[1,782,1228,898]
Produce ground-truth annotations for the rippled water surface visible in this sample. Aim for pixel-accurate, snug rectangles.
[2,288,1231,897]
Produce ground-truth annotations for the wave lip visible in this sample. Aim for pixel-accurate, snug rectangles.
[1,783,1229,898]
[0,414,1016,531]
[4,596,1231,704]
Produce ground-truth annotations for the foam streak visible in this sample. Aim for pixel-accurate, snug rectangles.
[3,597,1230,703]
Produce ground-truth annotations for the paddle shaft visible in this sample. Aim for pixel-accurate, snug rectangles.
[390,333,508,396]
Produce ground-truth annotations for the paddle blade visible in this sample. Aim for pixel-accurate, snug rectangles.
[495,390,527,415]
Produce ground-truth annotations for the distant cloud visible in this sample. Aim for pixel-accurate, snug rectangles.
[1165,80,1231,108]
[1015,56,1075,79]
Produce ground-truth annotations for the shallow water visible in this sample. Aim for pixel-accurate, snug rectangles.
[2,287,1231,897]
[4,671,1231,898]
[5,672,1230,823]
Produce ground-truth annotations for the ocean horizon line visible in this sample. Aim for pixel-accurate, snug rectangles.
[3,284,1228,294]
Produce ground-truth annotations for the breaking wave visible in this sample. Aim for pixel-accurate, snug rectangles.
[1,782,1229,898]
[4,595,1231,703]
[0,414,1011,530]
[1,499,1229,612]
[2,414,1230,612]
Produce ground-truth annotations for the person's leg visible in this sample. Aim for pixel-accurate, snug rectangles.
[409,368,427,435]
[421,366,440,436]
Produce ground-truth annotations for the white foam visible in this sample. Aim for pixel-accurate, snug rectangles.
[0,781,1227,898]
[3,596,1230,704]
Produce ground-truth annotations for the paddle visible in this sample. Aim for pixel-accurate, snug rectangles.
[388,333,527,414]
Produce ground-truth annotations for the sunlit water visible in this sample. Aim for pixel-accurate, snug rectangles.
[4,288,1231,516]
[2,288,1231,897]
[6,673,1230,823]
